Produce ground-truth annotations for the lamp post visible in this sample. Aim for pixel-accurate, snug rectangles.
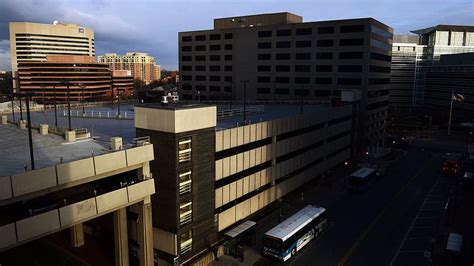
[197,90,201,104]
[81,85,85,115]
[60,79,72,131]
[11,88,15,122]
[53,85,58,128]
[41,85,46,113]
[25,94,35,170]
[117,92,121,118]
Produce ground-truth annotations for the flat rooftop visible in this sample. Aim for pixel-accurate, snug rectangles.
[0,124,110,177]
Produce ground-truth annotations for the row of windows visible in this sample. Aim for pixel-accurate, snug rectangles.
[182,44,233,51]
[256,76,364,85]
[182,55,232,61]
[257,38,362,49]
[257,51,367,61]
[181,33,233,42]
[256,64,364,72]
[258,24,366,38]
[15,38,91,45]
[181,65,232,71]
[181,75,233,82]
[256,88,334,96]
[181,84,233,92]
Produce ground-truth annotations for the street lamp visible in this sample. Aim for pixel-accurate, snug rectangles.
[81,85,85,115]
[53,85,58,128]
[60,79,72,131]
[116,92,122,118]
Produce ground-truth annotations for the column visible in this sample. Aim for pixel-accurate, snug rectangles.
[70,223,85,247]
[137,197,154,266]
[114,208,129,266]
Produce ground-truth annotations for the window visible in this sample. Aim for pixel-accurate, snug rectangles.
[195,35,206,41]
[295,89,309,96]
[369,78,390,85]
[181,85,192,90]
[276,41,291,48]
[258,42,272,49]
[181,46,192,52]
[338,78,361,85]
[296,28,312,35]
[210,34,221,40]
[338,65,363,72]
[224,86,232,92]
[316,52,333,59]
[257,65,271,72]
[195,55,205,61]
[182,75,192,81]
[370,39,391,50]
[210,86,220,91]
[371,25,392,38]
[339,52,363,59]
[257,76,271,83]
[210,55,221,61]
[225,54,232,61]
[196,75,206,81]
[295,77,310,84]
[210,44,221,51]
[182,36,192,42]
[276,53,290,60]
[340,38,364,46]
[296,40,311,48]
[210,76,221,81]
[182,56,192,61]
[224,65,232,71]
[315,78,332,84]
[180,230,192,254]
[224,33,233,39]
[195,45,206,51]
[257,87,271,94]
[275,77,290,83]
[195,85,206,91]
[318,26,334,34]
[224,76,232,82]
[258,30,272,37]
[317,39,333,47]
[195,65,206,71]
[179,171,192,195]
[369,65,391,73]
[370,52,391,62]
[275,88,289,95]
[315,90,330,96]
[178,138,192,163]
[182,65,192,71]
[295,65,310,72]
[258,54,271,60]
[210,65,221,71]
[295,53,311,60]
[340,24,365,33]
[316,65,332,72]
[276,65,290,72]
[277,29,291,36]
[225,44,232,50]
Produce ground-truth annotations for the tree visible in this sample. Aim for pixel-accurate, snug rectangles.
[133,78,146,91]
[0,71,13,97]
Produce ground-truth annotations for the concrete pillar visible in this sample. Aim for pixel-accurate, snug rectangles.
[111,137,123,150]
[1,115,7,124]
[70,223,85,247]
[39,124,49,135]
[137,198,154,266]
[19,120,27,129]
[65,130,76,142]
[114,208,130,266]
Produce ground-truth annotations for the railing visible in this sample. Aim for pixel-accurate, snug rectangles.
[61,110,134,119]
[217,105,264,119]
[133,136,151,146]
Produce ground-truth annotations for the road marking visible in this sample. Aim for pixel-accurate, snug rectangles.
[389,175,441,266]
[337,156,434,266]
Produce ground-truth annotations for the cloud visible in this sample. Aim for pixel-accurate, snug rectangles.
[0,40,10,70]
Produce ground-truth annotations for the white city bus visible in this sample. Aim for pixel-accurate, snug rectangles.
[262,205,327,261]
[349,167,377,191]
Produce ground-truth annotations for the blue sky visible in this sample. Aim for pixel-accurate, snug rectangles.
[0,0,473,70]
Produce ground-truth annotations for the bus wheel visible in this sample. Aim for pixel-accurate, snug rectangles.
[291,248,296,256]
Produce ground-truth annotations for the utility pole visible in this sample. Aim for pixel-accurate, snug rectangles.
[241,80,249,124]
[61,79,72,131]
[25,94,35,170]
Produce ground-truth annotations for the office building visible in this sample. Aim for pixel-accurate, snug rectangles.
[178,12,393,153]
[17,55,112,104]
[98,52,161,84]
[135,99,356,264]
[9,22,95,89]
[112,70,134,97]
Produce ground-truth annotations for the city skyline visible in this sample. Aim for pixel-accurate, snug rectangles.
[1,0,473,71]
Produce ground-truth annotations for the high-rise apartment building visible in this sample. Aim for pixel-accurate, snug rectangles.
[98,52,161,84]
[9,22,95,89]
[178,12,393,153]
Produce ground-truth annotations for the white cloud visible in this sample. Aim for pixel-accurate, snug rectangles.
[0,40,11,71]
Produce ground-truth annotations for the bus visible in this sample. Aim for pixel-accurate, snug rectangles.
[349,167,377,191]
[262,205,327,261]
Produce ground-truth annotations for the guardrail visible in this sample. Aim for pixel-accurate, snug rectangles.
[61,110,134,120]
[217,105,264,119]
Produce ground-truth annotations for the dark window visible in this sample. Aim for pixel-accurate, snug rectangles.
[225,54,232,61]
[340,38,364,46]
[195,35,206,41]
[369,78,390,85]
[196,85,206,91]
[210,34,221,40]
[296,28,312,35]
[224,76,232,82]
[295,65,311,72]
[338,65,363,72]
[315,90,330,96]
[258,54,271,60]
[210,76,221,82]
[195,65,206,71]
[340,24,365,33]
[315,78,332,84]
[195,55,206,61]
[338,78,361,85]
[257,65,271,72]
[316,65,332,72]
[224,86,232,92]
[225,33,233,39]
[295,77,310,84]
[369,65,391,73]
[277,29,292,36]
[182,65,192,71]
[257,87,271,94]
[275,77,290,83]
[182,36,192,42]
[258,30,272,37]
[196,76,206,81]
[339,52,364,59]
[258,42,272,49]
[195,45,206,51]
[182,84,192,90]
[210,86,220,91]
[276,65,290,72]
[225,44,232,50]
[181,46,192,52]
[295,53,311,60]
[182,94,192,100]
[296,40,311,48]
[276,53,290,60]
[257,76,271,83]
[210,44,221,51]
[209,65,221,71]
[275,88,289,95]
[318,26,334,34]
[182,56,192,61]
[317,39,334,47]
[276,41,291,48]
[295,89,309,96]
[182,75,192,81]
[224,65,232,71]
[370,52,391,62]
[210,55,220,61]
[316,52,333,59]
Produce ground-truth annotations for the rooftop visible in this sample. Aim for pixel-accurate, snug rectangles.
[411,25,474,35]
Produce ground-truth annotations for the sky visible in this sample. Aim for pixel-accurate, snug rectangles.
[0,0,473,71]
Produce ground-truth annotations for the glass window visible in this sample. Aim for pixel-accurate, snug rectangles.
[210,34,221,40]
[276,53,290,60]
[182,36,192,42]
[340,38,364,46]
[340,24,365,33]
[338,65,363,72]
[178,137,192,163]
[210,44,221,51]
[316,52,333,59]
[296,40,311,48]
[224,65,232,71]
[295,65,311,72]
[224,33,233,39]
[317,39,334,47]
[276,41,291,48]
[257,65,271,72]
[210,86,220,91]
[258,30,272,37]
[225,44,233,50]
[318,26,334,34]
[210,55,221,61]
[181,46,192,52]
[316,65,332,72]
[296,28,312,35]
[179,171,192,195]
[181,65,192,71]
[257,87,271,94]
[339,52,363,59]
[257,54,271,60]
[179,201,193,225]
[258,42,272,49]
[195,65,206,71]
[295,53,311,60]
[209,65,220,71]
[195,45,206,51]
[224,54,232,61]
[277,29,291,36]
[180,230,193,254]
[371,25,392,38]
[276,65,290,72]
[195,35,206,41]
[275,88,289,95]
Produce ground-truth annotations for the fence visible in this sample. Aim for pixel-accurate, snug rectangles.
[217,105,264,119]
[61,110,134,120]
